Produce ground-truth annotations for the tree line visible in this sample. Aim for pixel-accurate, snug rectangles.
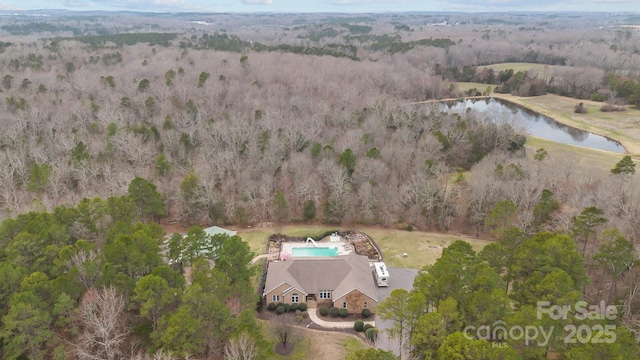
[0,26,639,244]
[377,232,640,359]
[443,64,640,106]
[0,177,265,359]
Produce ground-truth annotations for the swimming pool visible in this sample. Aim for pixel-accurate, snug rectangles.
[292,247,338,257]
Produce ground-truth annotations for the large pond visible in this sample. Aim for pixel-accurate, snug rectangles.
[438,98,625,153]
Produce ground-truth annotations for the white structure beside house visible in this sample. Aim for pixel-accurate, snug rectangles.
[373,262,389,287]
[203,225,236,237]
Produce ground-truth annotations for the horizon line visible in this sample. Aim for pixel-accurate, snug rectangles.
[2,9,640,15]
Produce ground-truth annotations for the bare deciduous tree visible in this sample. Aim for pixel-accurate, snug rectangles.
[270,314,299,353]
[75,286,129,360]
[224,332,258,360]
[67,249,101,290]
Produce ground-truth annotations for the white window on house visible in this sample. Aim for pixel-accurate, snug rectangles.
[291,293,299,303]
[364,301,368,308]
[342,302,347,309]
[272,294,280,302]
[319,290,331,299]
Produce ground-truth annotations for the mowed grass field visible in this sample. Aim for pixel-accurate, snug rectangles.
[493,93,640,155]
[455,81,491,92]
[237,225,490,269]
[455,82,640,164]
[523,136,624,172]
[352,226,489,268]
[460,63,640,156]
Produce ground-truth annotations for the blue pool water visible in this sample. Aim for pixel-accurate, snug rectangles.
[292,247,338,257]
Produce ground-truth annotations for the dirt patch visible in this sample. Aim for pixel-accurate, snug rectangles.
[420,244,444,254]
[158,219,190,235]
[344,231,381,260]
[274,342,295,355]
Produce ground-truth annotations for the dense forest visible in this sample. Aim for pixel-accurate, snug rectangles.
[378,235,640,359]
[1,10,640,359]
[0,13,638,235]
[0,188,265,359]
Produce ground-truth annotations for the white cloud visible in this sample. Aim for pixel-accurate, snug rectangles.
[3,0,638,13]
[327,0,415,4]
[594,0,640,2]
[435,0,554,5]
[60,0,95,8]
[0,2,22,10]
[60,0,196,11]
[241,0,273,4]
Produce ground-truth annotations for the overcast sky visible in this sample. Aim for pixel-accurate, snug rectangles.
[0,0,639,13]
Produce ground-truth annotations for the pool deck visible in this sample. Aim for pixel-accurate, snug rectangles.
[280,235,353,259]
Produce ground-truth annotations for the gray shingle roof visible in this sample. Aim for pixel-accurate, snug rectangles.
[263,254,378,301]
[203,226,236,237]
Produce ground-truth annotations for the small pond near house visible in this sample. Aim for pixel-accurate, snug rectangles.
[437,98,625,153]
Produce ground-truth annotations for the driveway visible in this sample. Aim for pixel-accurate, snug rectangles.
[375,267,419,357]
[307,307,375,329]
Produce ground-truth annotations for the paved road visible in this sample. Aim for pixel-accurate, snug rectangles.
[375,267,419,357]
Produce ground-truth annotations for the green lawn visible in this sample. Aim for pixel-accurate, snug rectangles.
[341,337,365,354]
[496,93,640,155]
[238,225,341,258]
[455,82,492,93]
[237,225,490,269]
[351,227,490,269]
[239,227,274,257]
[524,137,624,173]
[258,318,310,360]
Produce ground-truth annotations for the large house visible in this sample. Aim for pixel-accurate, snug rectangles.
[263,254,378,314]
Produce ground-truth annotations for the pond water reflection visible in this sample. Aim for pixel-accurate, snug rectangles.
[438,98,625,153]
